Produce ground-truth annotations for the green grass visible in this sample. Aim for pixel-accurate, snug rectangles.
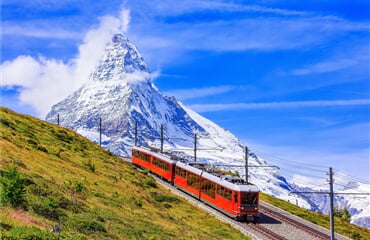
[260,193,370,239]
[0,107,249,240]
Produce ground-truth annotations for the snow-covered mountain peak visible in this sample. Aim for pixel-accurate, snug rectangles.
[89,33,150,84]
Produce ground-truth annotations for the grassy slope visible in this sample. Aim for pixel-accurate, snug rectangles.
[0,107,249,240]
[260,193,370,239]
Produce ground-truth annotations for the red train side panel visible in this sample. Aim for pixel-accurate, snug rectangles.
[174,162,202,199]
[132,146,176,182]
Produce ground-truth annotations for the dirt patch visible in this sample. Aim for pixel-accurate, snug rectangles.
[8,209,44,227]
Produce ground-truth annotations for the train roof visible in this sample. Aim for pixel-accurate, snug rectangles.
[176,161,259,192]
[132,146,178,164]
[132,146,259,192]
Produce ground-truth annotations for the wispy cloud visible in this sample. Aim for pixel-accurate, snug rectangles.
[134,1,307,17]
[286,44,369,76]
[1,9,131,118]
[189,99,370,112]
[289,59,358,76]
[164,85,236,100]
[2,24,82,39]
[127,3,368,68]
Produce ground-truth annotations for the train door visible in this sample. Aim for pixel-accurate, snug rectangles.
[232,191,239,214]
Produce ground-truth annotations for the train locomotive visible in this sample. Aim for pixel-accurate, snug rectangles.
[131,146,259,221]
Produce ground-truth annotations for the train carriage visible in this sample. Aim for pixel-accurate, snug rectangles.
[132,146,177,182]
[174,161,259,221]
[174,161,202,199]
[215,176,259,221]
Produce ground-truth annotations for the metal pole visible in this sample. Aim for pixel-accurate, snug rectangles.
[57,114,60,126]
[329,167,335,240]
[194,134,197,162]
[160,125,164,152]
[134,121,138,146]
[99,117,102,147]
[245,146,249,183]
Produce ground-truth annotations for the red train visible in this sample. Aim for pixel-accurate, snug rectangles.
[132,146,259,221]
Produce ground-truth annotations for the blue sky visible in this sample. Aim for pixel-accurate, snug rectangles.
[1,0,369,184]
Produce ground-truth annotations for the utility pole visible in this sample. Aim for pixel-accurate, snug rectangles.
[99,117,102,147]
[245,146,249,183]
[328,167,335,240]
[160,125,164,152]
[194,133,197,162]
[289,167,369,240]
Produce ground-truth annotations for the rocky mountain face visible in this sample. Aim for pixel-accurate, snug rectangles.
[46,33,369,228]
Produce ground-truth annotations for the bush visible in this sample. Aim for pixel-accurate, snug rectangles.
[151,192,179,203]
[334,207,351,222]
[84,160,95,173]
[76,220,106,234]
[0,166,26,207]
[135,200,143,207]
[64,180,85,193]
[144,178,157,188]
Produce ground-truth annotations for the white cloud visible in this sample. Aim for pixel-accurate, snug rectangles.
[2,24,81,39]
[1,8,131,118]
[287,45,369,76]
[137,1,307,17]
[189,99,370,112]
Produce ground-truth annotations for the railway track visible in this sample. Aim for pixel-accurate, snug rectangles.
[246,223,288,240]
[259,205,330,240]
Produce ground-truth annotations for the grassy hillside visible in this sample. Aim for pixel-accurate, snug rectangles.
[260,193,370,239]
[0,107,249,240]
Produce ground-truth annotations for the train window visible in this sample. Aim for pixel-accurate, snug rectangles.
[234,193,238,203]
[133,150,151,162]
[201,178,216,198]
[241,192,258,206]
[175,167,186,178]
[153,157,170,171]
[217,185,232,201]
[187,172,200,190]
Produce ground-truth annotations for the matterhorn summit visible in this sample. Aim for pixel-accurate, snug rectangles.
[46,33,212,156]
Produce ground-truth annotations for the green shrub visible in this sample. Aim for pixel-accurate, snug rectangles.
[351,231,361,240]
[84,160,96,173]
[0,166,26,207]
[87,163,95,172]
[334,207,351,222]
[135,200,143,207]
[144,178,157,188]
[64,180,85,193]
[151,192,179,203]
[73,181,84,193]
[76,220,106,234]
[112,191,119,198]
